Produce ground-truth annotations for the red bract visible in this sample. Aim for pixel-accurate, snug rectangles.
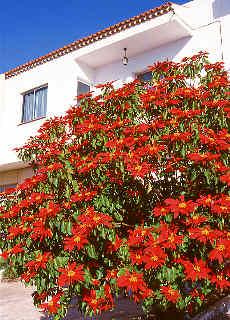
[220,172,230,186]
[143,246,167,269]
[126,161,152,178]
[7,224,31,239]
[37,163,63,174]
[165,196,197,218]
[117,271,147,292]
[127,226,154,247]
[188,152,220,162]
[83,289,106,313]
[0,244,24,259]
[197,195,214,207]
[182,258,211,281]
[211,273,230,290]
[58,262,85,287]
[185,215,208,226]
[77,207,114,229]
[39,292,63,313]
[162,131,192,142]
[188,226,217,243]
[25,252,51,271]
[159,229,184,249]
[64,228,89,251]
[31,220,53,241]
[161,285,181,303]
[129,249,144,265]
[21,270,38,282]
[106,234,123,253]
[152,206,170,217]
[209,238,230,263]
[38,202,60,218]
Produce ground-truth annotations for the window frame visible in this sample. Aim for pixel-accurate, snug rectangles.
[76,80,91,104]
[21,84,48,124]
[136,70,153,82]
[0,183,17,193]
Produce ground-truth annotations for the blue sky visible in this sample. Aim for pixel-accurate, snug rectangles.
[0,0,188,74]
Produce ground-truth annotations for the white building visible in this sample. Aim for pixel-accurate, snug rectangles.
[0,0,229,189]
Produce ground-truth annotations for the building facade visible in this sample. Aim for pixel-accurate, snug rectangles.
[0,0,229,189]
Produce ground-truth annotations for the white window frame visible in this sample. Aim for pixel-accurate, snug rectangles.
[77,80,91,96]
[21,84,48,124]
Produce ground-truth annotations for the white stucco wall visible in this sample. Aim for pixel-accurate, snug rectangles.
[94,21,222,85]
[0,0,230,180]
[0,53,95,167]
[0,74,5,139]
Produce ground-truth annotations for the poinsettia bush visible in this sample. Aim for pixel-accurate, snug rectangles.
[0,52,230,319]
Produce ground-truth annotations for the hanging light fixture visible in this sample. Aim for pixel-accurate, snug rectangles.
[122,48,128,66]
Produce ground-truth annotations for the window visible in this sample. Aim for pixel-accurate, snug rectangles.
[0,184,17,193]
[77,81,90,103]
[21,85,48,123]
[137,71,152,82]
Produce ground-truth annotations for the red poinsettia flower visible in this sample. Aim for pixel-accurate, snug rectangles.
[220,172,230,186]
[185,215,208,226]
[38,202,60,219]
[58,262,85,287]
[25,252,51,271]
[212,203,230,215]
[31,220,53,241]
[188,226,217,243]
[159,229,184,250]
[129,249,144,265]
[182,258,211,281]
[126,161,152,178]
[21,270,38,282]
[165,195,197,218]
[161,285,181,303]
[83,289,106,313]
[64,227,89,252]
[197,194,214,207]
[106,269,117,280]
[106,235,123,254]
[1,244,24,259]
[187,152,220,163]
[7,224,31,239]
[211,273,230,290]
[162,131,192,142]
[143,246,167,269]
[39,292,63,313]
[152,206,170,217]
[127,226,153,247]
[77,207,113,229]
[209,238,230,263]
[117,270,147,292]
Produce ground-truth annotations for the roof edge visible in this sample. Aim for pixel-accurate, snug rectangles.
[5,2,173,79]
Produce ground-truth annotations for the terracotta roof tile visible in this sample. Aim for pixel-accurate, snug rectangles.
[5,2,173,79]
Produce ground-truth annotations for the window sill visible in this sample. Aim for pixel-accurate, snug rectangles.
[18,116,46,126]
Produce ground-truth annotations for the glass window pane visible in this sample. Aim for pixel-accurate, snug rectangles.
[35,86,48,118]
[21,86,48,123]
[21,91,35,123]
[77,82,90,97]
[137,71,152,82]
[77,81,90,104]
[0,184,17,193]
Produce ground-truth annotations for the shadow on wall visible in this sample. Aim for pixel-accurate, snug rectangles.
[39,296,145,320]
[94,35,192,84]
[212,0,230,19]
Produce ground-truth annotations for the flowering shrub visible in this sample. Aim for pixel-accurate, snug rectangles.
[0,52,230,319]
